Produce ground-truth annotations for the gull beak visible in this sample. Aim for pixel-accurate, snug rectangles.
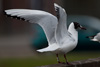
[86,36,92,39]
[80,26,86,30]
[86,36,89,38]
[86,35,95,39]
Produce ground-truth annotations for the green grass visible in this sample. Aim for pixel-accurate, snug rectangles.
[0,51,100,67]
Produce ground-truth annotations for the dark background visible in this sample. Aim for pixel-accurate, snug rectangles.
[0,0,100,57]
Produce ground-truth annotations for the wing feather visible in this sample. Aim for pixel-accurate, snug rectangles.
[54,3,73,45]
[5,9,58,45]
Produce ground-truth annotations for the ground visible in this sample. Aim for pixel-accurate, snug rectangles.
[0,51,100,67]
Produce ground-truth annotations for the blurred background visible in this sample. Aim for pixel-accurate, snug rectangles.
[0,0,100,67]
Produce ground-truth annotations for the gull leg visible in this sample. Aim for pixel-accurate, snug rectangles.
[56,54,65,64]
[56,54,61,63]
[64,54,70,65]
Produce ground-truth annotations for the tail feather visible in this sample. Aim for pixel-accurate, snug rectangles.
[37,47,55,53]
[37,45,59,53]
[37,48,49,52]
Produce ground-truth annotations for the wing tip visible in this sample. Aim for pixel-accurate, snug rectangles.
[3,10,10,17]
[3,10,6,15]
[4,10,29,22]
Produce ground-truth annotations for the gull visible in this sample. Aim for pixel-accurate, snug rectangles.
[4,3,86,64]
[87,32,100,43]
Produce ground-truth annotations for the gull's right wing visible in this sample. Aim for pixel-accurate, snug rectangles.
[54,3,73,45]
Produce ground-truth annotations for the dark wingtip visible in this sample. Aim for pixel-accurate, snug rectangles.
[11,16,16,19]
[7,15,12,17]
[3,11,28,22]
[3,11,12,17]
[3,11,6,15]
[17,17,21,20]
[3,10,9,17]
[21,18,25,21]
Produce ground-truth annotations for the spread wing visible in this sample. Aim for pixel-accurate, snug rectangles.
[5,9,58,45]
[54,3,73,45]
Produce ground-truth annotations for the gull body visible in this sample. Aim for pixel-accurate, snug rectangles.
[4,3,86,64]
[37,22,78,54]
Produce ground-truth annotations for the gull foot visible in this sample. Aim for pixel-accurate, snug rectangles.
[66,62,73,65]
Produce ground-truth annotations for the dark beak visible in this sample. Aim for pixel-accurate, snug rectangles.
[80,27,86,30]
[86,35,95,39]
[86,36,90,38]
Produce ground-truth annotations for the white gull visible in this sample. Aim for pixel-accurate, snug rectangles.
[4,3,86,64]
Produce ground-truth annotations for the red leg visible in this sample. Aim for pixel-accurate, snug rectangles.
[64,54,70,65]
[56,54,61,63]
[56,54,65,64]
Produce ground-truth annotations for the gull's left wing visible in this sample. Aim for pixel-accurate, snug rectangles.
[5,9,58,45]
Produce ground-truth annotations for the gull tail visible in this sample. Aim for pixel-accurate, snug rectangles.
[37,45,59,53]
[37,48,49,53]
[37,47,54,53]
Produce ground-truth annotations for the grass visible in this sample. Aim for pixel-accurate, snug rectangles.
[0,51,100,67]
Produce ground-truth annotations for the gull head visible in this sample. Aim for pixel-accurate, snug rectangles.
[86,35,95,39]
[86,35,99,42]
[73,22,86,30]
